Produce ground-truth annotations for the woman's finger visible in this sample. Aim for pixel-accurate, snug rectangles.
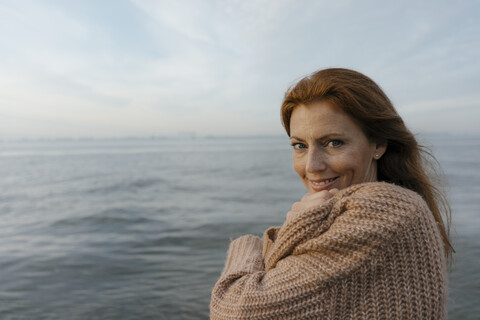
[303,190,333,201]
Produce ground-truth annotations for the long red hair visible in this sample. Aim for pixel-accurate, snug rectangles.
[281,68,453,259]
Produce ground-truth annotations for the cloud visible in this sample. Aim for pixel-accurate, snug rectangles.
[0,0,479,138]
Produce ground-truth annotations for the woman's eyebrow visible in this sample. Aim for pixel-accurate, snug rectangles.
[290,133,345,141]
[289,136,304,141]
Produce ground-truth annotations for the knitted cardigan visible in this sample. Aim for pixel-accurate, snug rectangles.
[210,182,447,319]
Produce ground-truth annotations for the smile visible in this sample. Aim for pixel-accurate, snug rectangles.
[308,177,339,191]
[311,177,337,186]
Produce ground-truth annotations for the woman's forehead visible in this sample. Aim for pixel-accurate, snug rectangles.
[290,102,363,137]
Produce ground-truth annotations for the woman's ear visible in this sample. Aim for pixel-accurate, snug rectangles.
[373,142,387,160]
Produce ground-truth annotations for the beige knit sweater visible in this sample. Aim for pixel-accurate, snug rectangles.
[210,182,447,319]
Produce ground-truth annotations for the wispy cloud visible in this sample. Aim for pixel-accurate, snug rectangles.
[0,0,479,138]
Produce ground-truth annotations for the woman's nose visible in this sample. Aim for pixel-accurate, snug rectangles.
[306,148,327,173]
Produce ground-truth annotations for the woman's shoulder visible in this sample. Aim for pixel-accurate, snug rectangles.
[339,181,426,203]
[334,181,431,219]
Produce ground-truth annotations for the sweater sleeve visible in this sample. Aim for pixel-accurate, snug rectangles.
[219,235,264,277]
[210,182,446,320]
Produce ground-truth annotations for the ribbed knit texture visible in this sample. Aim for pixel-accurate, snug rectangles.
[210,182,447,319]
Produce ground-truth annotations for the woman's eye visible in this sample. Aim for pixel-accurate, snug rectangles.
[327,140,343,147]
[291,142,307,150]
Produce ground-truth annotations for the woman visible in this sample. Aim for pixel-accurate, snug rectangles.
[210,68,452,319]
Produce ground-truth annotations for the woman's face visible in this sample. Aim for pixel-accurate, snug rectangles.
[289,101,386,193]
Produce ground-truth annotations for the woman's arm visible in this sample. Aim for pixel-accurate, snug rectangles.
[210,182,447,320]
[216,234,264,281]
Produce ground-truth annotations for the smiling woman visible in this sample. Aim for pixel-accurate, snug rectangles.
[289,101,386,193]
[210,68,452,320]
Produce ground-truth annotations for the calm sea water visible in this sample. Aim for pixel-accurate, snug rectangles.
[0,135,478,319]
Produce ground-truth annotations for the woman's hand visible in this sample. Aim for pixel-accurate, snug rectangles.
[286,189,339,222]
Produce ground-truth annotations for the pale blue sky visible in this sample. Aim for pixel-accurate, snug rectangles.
[1,0,479,139]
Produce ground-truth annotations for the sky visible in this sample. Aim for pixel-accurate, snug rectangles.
[0,0,479,139]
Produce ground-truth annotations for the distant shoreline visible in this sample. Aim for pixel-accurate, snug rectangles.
[2,132,480,143]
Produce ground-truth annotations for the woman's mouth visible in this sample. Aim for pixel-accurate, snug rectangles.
[309,177,339,191]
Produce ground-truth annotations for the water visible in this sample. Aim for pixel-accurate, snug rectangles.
[0,135,478,319]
